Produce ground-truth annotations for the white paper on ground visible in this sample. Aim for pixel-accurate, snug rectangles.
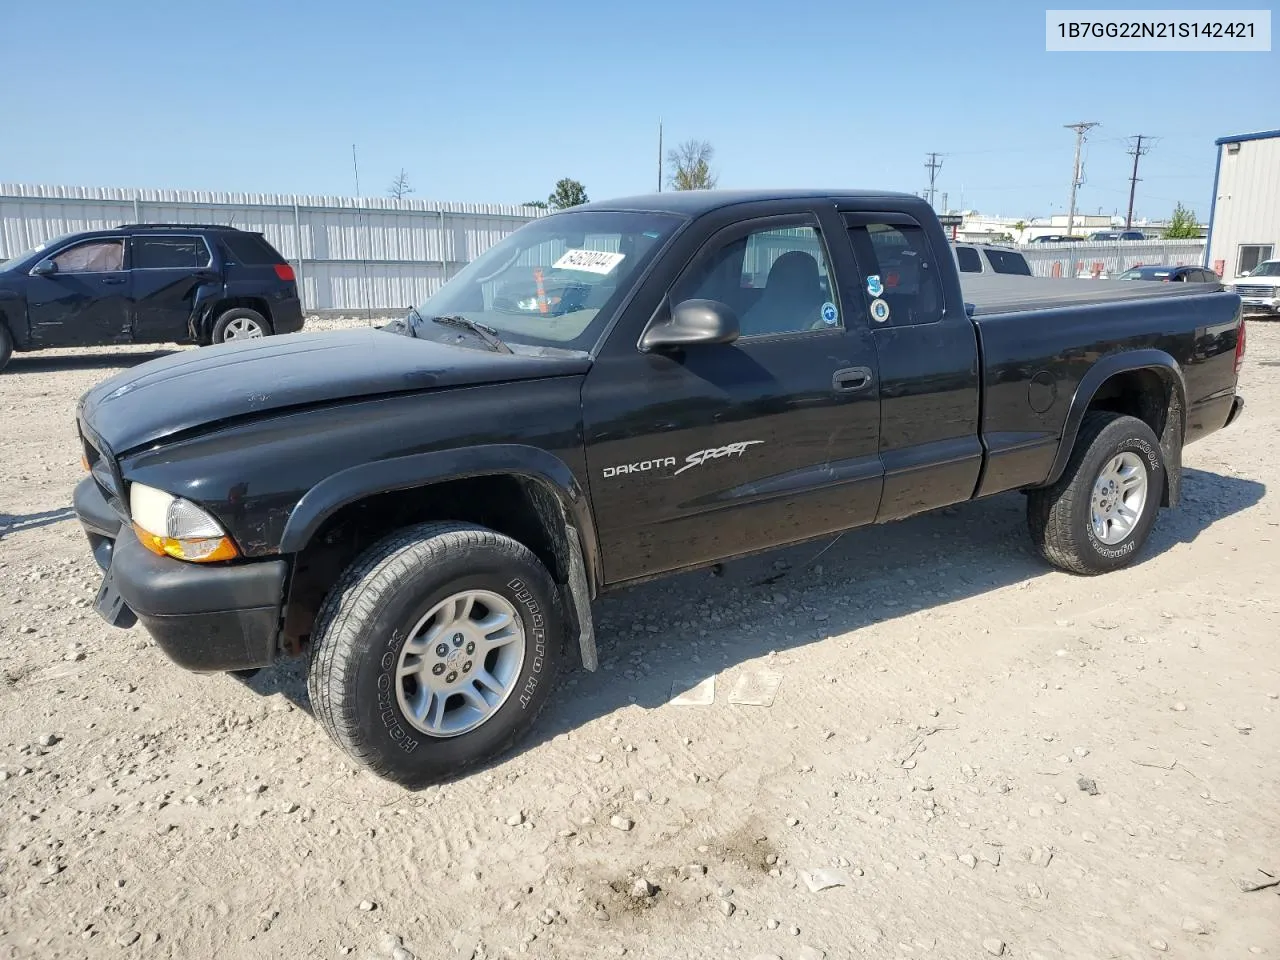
[668,675,715,706]
[728,671,783,707]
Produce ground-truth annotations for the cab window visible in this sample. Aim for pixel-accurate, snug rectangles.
[674,219,839,338]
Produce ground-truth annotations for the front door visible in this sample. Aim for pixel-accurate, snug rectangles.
[129,234,216,343]
[582,209,883,585]
[26,238,130,347]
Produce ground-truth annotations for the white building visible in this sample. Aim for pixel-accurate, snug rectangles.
[1206,129,1280,281]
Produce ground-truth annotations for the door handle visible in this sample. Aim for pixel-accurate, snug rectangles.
[832,366,873,393]
[101,277,126,285]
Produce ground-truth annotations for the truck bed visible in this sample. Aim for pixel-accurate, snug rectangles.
[962,274,1220,316]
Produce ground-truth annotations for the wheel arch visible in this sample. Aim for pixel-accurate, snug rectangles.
[195,296,273,342]
[279,444,600,669]
[1042,350,1186,507]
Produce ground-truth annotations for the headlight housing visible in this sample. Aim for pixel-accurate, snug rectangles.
[129,482,239,562]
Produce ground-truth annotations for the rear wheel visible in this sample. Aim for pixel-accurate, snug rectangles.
[211,308,271,343]
[307,522,564,787]
[1026,412,1165,575]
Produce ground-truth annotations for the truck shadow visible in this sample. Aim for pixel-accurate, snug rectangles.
[238,467,1264,777]
[3,349,178,373]
[0,506,77,540]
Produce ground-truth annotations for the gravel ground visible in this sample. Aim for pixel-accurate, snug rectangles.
[1,319,1277,960]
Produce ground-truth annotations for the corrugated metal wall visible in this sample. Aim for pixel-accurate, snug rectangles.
[1018,239,1206,278]
[0,183,544,312]
[1206,134,1280,280]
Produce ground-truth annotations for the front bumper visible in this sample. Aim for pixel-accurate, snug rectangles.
[73,476,287,673]
[1241,299,1280,315]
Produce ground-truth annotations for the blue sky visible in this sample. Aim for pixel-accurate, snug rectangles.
[1,0,1273,219]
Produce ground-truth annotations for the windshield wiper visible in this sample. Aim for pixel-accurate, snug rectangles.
[430,314,513,354]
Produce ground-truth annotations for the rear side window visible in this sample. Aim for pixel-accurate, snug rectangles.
[985,249,1032,276]
[955,246,982,273]
[845,218,944,326]
[220,232,285,265]
[132,236,211,269]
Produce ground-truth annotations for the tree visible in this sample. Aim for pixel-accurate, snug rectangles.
[1164,202,1200,239]
[387,169,414,200]
[548,179,588,210]
[666,139,717,190]
[524,200,549,209]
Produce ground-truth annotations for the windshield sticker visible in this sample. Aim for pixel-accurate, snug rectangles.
[821,301,839,326]
[866,275,884,297]
[553,249,626,275]
[870,298,891,323]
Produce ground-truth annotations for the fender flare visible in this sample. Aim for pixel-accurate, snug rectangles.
[1042,349,1187,501]
[278,443,602,669]
[189,284,228,341]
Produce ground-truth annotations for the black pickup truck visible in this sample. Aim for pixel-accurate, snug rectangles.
[72,190,1246,787]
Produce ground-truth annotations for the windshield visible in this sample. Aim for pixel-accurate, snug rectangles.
[1246,261,1280,277]
[0,234,70,271]
[414,210,682,351]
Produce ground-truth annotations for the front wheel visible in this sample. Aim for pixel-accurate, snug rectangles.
[307,522,564,788]
[1026,412,1166,575]
[0,323,12,372]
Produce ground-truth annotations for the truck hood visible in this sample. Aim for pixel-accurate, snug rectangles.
[79,328,591,453]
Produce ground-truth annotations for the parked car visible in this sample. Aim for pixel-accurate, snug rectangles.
[954,243,1032,276]
[1116,265,1223,288]
[73,189,1246,786]
[1028,234,1084,244]
[1231,259,1280,315]
[1088,231,1147,241]
[0,224,303,371]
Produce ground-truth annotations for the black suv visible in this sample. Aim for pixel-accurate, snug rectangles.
[0,224,304,370]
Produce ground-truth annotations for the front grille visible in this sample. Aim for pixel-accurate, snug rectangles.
[1237,285,1275,298]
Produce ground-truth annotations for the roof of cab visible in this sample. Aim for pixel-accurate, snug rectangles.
[573,188,919,217]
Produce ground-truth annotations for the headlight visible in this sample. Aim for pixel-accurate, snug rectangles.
[129,482,239,562]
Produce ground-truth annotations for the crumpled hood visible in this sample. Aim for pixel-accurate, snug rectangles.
[78,328,590,453]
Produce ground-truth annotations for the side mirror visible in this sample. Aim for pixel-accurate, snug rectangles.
[31,259,57,277]
[640,298,740,352]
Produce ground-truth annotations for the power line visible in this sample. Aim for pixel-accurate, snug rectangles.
[1125,135,1153,229]
[1064,121,1100,235]
[925,152,944,209]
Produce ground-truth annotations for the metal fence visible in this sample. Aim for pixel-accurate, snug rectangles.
[1017,239,1207,279]
[0,183,545,313]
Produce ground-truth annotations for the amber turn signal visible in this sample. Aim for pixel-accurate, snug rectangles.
[132,523,239,563]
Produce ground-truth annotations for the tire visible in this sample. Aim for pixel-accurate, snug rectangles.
[1027,411,1166,575]
[307,522,564,788]
[0,323,12,372]
[210,308,271,344]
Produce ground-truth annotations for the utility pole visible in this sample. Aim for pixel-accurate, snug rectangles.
[925,152,944,208]
[1064,121,1099,236]
[941,191,949,213]
[1125,134,1151,229]
[657,121,663,192]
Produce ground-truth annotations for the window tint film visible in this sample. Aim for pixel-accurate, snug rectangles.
[846,220,943,326]
[955,246,982,272]
[985,249,1032,276]
[220,232,285,265]
[133,236,211,269]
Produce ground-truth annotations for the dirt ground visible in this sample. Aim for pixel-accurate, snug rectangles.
[1,318,1277,960]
